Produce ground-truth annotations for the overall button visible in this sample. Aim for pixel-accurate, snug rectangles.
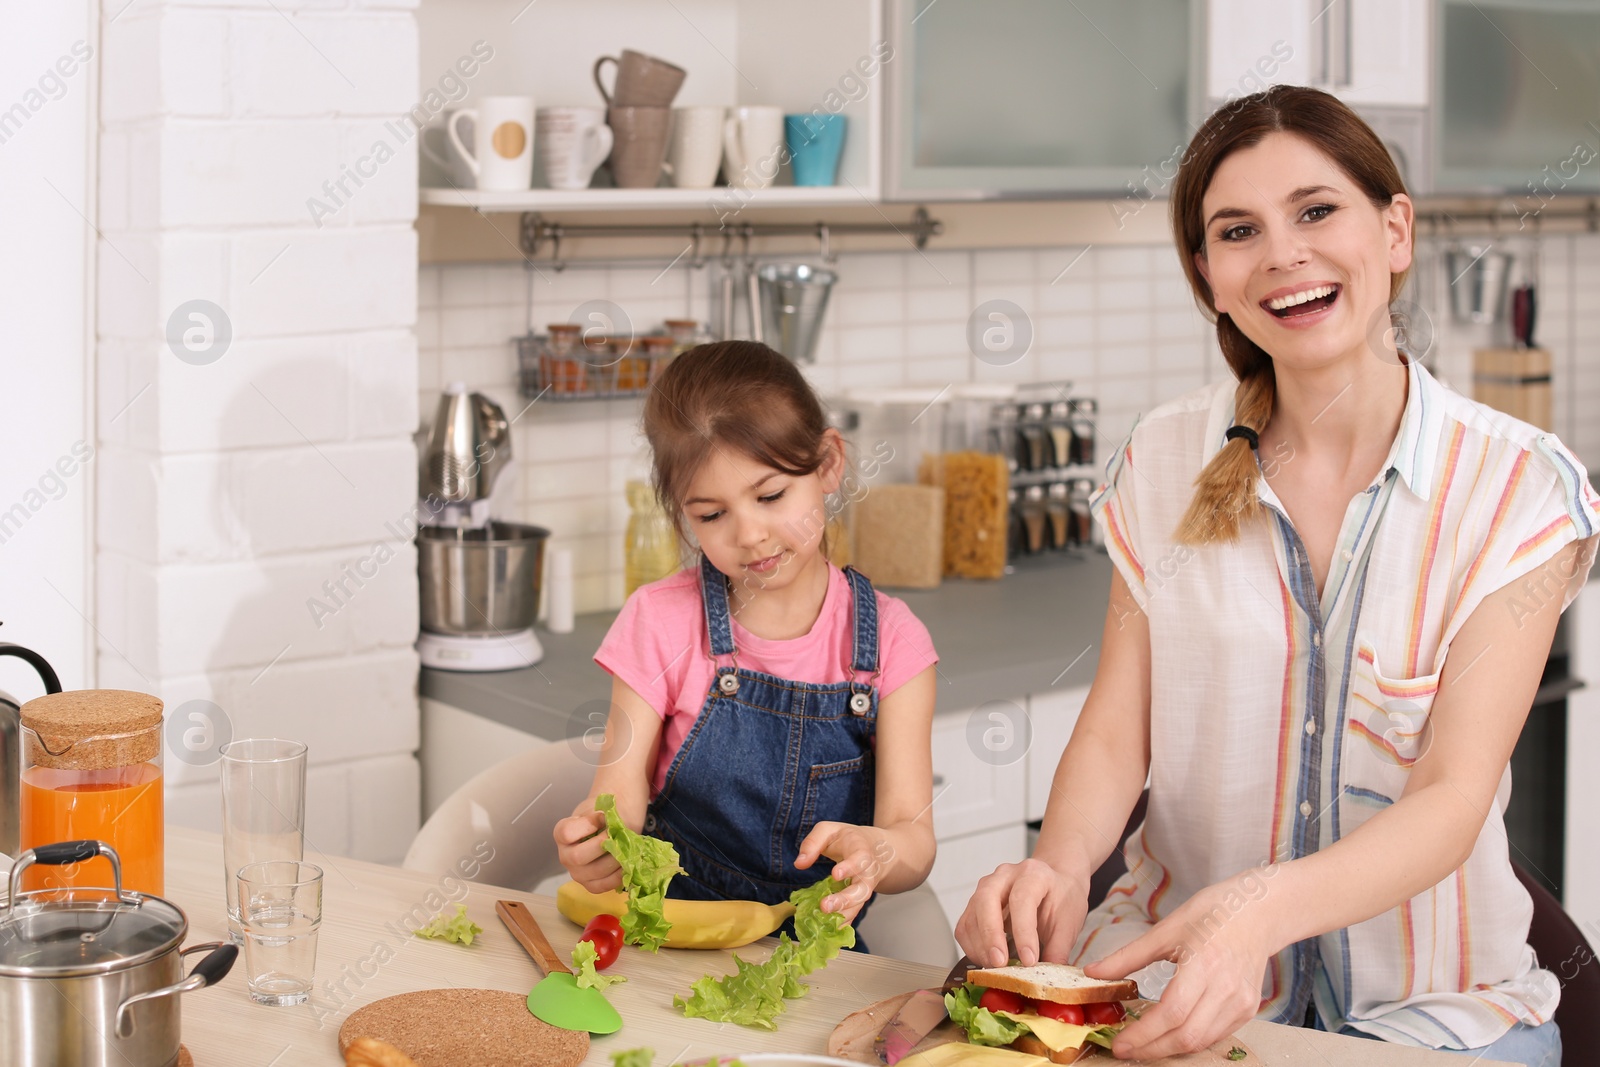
[849,691,872,715]
[1312,631,1322,648]
[718,672,740,695]
[1304,718,1316,735]
[1341,549,1354,562]
[1299,800,1313,817]
[644,813,657,832]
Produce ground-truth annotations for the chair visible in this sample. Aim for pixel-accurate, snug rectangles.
[405,741,959,968]
[1512,862,1599,1067]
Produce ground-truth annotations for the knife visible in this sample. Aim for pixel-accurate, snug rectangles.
[872,956,974,1064]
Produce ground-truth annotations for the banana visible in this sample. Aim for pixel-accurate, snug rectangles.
[556,880,795,949]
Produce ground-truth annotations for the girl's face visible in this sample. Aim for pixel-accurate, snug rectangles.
[1194,131,1413,372]
[680,430,845,592]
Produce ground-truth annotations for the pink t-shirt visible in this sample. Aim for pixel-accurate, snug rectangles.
[594,564,939,797]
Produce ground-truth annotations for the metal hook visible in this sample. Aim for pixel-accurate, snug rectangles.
[720,230,735,266]
[817,223,834,264]
[549,227,565,272]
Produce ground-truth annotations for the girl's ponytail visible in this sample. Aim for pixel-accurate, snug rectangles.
[1173,314,1275,545]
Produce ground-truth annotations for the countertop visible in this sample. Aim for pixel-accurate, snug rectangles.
[421,551,1114,738]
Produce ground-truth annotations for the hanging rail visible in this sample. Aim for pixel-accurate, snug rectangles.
[518,207,942,266]
[1414,197,1599,236]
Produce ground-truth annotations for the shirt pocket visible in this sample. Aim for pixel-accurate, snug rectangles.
[796,756,874,849]
[1346,639,1442,774]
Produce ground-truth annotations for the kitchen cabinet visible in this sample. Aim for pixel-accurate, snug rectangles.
[1435,0,1600,194]
[883,0,1205,199]
[415,0,883,214]
[1207,0,1428,108]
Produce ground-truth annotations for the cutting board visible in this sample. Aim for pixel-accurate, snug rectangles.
[337,988,589,1067]
[828,991,1257,1065]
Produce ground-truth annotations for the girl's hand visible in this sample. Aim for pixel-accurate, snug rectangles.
[955,857,1090,968]
[794,821,890,922]
[1082,875,1274,1060]
[553,810,622,893]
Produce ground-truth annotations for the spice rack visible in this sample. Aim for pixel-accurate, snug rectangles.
[515,321,703,402]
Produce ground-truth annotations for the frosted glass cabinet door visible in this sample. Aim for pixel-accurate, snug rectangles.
[1436,0,1600,194]
[885,0,1204,198]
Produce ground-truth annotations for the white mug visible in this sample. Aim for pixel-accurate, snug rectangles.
[448,96,536,192]
[535,107,614,191]
[422,111,476,189]
[665,106,724,189]
[723,105,785,191]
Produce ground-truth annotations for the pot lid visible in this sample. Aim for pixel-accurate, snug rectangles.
[0,891,186,977]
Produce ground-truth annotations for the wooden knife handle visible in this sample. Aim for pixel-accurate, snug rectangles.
[495,899,571,976]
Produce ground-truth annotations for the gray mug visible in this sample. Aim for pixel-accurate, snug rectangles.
[594,49,687,108]
[606,106,673,188]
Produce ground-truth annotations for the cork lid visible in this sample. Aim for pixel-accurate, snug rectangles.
[20,690,164,770]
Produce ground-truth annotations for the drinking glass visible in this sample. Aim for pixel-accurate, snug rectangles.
[236,860,323,1006]
[220,738,307,945]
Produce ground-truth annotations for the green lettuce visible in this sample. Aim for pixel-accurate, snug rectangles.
[413,903,483,946]
[609,1048,653,1067]
[596,793,682,951]
[944,984,1030,1047]
[674,876,856,1030]
[572,939,627,991]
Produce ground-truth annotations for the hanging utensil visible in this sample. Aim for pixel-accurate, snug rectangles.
[743,229,764,344]
[495,899,622,1035]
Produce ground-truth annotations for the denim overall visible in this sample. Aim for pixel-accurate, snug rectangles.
[643,553,880,945]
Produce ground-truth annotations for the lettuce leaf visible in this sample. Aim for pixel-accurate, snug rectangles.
[413,903,483,946]
[596,793,682,952]
[572,939,627,991]
[944,984,1031,1047]
[674,876,855,1030]
[609,1051,653,1067]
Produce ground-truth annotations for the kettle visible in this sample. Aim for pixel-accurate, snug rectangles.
[420,383,512,507]
[0,643,62,857]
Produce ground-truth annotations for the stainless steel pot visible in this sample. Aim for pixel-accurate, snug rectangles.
[418,521,550,635]
[0,840,236,1067]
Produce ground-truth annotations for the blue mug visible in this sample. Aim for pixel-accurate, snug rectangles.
[785,113,847,187]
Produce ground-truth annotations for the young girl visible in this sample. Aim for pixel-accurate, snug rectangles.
[959,86,1595,1066]
[555,340,939,939]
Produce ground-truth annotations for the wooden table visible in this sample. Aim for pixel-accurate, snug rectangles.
[164,827,1507,1066]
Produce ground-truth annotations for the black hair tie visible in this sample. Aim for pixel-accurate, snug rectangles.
[1225,425,1260,451]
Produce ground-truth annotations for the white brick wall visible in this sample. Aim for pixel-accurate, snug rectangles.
[97,0,421,864]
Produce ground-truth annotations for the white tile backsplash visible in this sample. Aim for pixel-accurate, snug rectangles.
[424,231,1600,618]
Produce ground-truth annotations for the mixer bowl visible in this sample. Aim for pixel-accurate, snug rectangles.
[418,522,549,635]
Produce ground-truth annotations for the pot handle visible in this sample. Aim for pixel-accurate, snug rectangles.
[115,942,238,1038]
[7,840,137,911]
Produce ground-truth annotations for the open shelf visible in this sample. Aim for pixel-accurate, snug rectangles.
[419,184,872,214]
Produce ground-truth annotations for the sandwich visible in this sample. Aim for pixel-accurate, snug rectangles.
[944,963,1139,1063]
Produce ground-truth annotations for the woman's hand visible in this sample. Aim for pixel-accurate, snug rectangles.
[1082,874,1275,1060]
[955,857,1091,968]
[553,810,621,893]
[794,821,893,922]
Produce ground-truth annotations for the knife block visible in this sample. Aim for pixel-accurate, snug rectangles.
[1473,347,1551,430]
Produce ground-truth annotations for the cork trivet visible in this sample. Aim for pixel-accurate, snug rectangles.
[337,989,588,1067]
[178,1044,193,1067]
[20,689,163,770]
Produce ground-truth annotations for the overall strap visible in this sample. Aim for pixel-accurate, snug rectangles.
[842,566,880,675]
[698,552,737,658]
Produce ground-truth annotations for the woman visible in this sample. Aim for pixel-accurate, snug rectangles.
[956,86,1597,1067]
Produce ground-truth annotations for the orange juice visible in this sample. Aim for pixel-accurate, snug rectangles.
[20,761,164,896]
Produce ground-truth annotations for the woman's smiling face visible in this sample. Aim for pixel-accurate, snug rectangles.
[1194,131,1412,371]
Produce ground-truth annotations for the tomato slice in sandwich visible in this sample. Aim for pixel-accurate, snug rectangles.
[1084,1001,1127,1026]
[1033,1000,1086,1025]
[977,987,1031,1015]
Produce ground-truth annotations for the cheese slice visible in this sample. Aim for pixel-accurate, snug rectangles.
[896,1044,1051,1067]
[994,1011,1104,1053]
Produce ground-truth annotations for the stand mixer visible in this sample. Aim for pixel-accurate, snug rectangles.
[416,383,549,671]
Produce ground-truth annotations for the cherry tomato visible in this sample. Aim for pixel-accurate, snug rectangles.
[977,987,1029,1015]
[1084,1001,1127,1026]
[1033,1000,1086,1025]
[578,913,624,969]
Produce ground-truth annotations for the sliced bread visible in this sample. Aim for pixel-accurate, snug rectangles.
[965,962,1139,1005]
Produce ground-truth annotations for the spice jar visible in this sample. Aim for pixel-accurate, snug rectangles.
[625,480,681,596]
[543,324,587,396]
[19,690,165,895]
[637,336,676,390]
[1047,481,1072,549]
[664,319,703,357]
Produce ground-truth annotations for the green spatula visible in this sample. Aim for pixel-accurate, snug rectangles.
[496,899,623,1035]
